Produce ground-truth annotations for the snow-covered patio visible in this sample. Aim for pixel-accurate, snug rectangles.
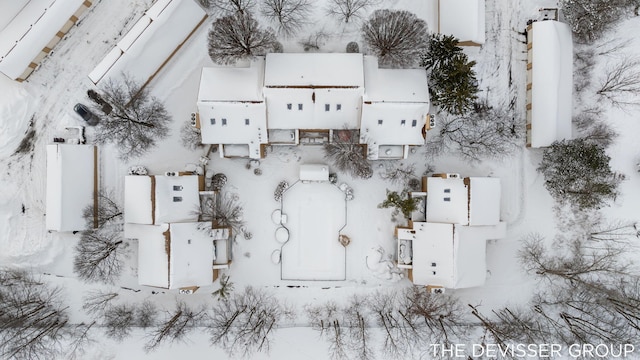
[279,181,347,281]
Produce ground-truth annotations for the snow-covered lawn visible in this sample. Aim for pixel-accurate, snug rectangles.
[280,181,347,281]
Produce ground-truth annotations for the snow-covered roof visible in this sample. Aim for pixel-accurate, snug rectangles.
[154,175,201,224]
[468,177,501,225]
[264,87,362,130]
[168,222,215,289]
[528,20,573,148]
[438,0,486,45]
[135,222,215,289]
[0,0,89,80]
[124,176,153,224]
[425,177,468,224]
[198,59,265,102]
[361,103,428,146]
[407,222,488,289]
[46,144,96,232]
[264,53,364,87]
[88,0,207,85]
[198,102,267,158]
[134,223,170,288]
[124,175,201,225]
[300,164,329,181]
[363,56,430,102]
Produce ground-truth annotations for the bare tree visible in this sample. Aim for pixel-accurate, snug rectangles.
[103,304,136,341]
[136,300,158,329]
[93,75,171,160]
[211,274,234,301]
[574,108,618,148]
[209,286,290,357]
[361,9,429,68]
[82,290,119,315]
[145,301,205,352]
[0,269,73,360]
[368,291,421,359]
[404,287,467,346]
[299,30,329,52]
[261,0,312,37]
[379,162,417,186]
[347,296,375,360]
[324,129,372,179]
[73,229,125,284]
[198,192,246,238]
[597,57,640,108]
[82,188,123,230]
[519,233,632,290]
[66,321,97,360]
[325,0,377,23]
[201,0,256,15]
[306,301,350,360]
[179,119,204,151]
[208,13,278,65]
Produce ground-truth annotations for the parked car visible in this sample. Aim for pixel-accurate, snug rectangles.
[73,103,99,126]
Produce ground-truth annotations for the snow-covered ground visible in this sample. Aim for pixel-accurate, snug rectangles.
[1,0,639,359]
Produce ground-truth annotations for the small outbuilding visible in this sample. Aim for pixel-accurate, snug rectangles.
[526,20,573,148]
[438,0,486,46]
[46,144,97,232]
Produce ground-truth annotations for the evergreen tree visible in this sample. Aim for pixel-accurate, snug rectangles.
[421,34,478,115]
[378,190,419,220]
[537,139,623,210]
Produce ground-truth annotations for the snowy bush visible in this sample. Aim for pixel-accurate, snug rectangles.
[299,30,329,52]
[346,41,359,53]
[211,173,228,191]
[127,165,148,175]
[274,180,289,201]
[361,9,429,68]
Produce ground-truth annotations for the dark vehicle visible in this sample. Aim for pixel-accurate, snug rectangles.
[74,103,99,126]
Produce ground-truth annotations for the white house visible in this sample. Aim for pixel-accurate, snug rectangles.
[0,0,93,81]
[88,0,207,87]
[46,144,96,232]
[263,53,365,137]
[362,56,429,159]
[124,174,202,225]
[526,20,573,147]
[425,176,501,225]
[196,58,268,159]
[438,0,486,46]
[196,53,432,159]
[127,222,225,290]
[396,175,505,289]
